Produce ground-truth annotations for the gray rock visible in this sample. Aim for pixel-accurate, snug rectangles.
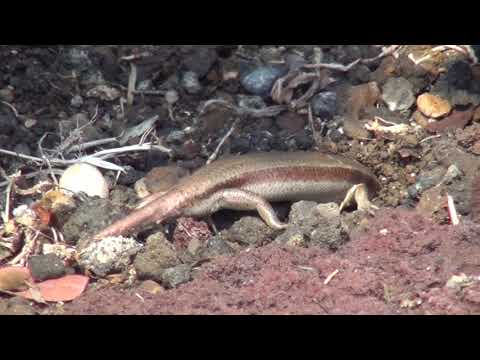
[347,64,371,84]
[0,87,14,102]
[237,95,266,110]
[240,65,288,97]
[274,227,307,247]
[165,90,179,105]
[137,79,152,91]
[78,236,142,277]
[0,113,17,134]
[285,53,307,71]
[28,254,66,281]
[231,137,252,153]
[166,130,186,144]
[109,184,139,205]
[63,198,128,246]
[115,167,145,187]
[62,47,106,87]
[408,167,446,198]
[381,77,415,112]
[311,91,337,119]
[181,71,202,94]
[447,60,472,90]
[431,76,480,107]
[65,48,92,72]
[134,232,181,282]
[161,264,192,289]
[70,94,83,108]
[13,143,31,156]
[224,216,277,246]
[197,235,236,260]
[286,201,348,249]
[183,47,217,78]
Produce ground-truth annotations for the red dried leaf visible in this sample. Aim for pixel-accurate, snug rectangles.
[15,275,89,302]
[31,203,54,226]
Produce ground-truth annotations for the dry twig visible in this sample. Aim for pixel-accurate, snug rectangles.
[127,63,137,107]
[206,118,240,165]
[199,99,287,118]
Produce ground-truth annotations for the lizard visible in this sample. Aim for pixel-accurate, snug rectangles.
[93,151,380,240]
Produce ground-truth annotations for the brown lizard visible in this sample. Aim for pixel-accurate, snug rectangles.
[93,151,380,240]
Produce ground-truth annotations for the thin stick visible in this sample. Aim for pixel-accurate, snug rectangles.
[0,142,172,172]
[0,148,44,164]
[66,137,119,154]
[0,101,19,118]
[8,229,40,266]
[0,170,64,189]
[127,63,137,107]
[447,194,460,226]
[38,133,59,186]
[304,59,361,72]
[323,269,339,285]
[308,105,321,148]
[133,90,167,96]
[304,45,401,71]
[206,119,239,165]
[120,52,152,61]
[419,134,441,144]
[0,168,14,224]
[199,99,287,118]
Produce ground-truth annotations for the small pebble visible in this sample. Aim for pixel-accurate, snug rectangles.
[237,95,266,109]
[198,236,235,260]
[311,91,337,119]
[381,77,415,112]
[165,89,179,105]
[276,111,306,132]
[70,94,84,108]
[137,79,152,91]
[0,87,15,102]
[13,143,31,156]
[28,254,66,282]
[447,61,472,90]
[161,264,192,289]
[181,71,202,94]
[78,236,143,277]
[138,280,164,295]
[183,47,217,78]
[166,130,186,144]
[225,217,276,246]
[134,232,181,282]
[240,65,288,97]
[285,53,307,71]
[86,85,120,101]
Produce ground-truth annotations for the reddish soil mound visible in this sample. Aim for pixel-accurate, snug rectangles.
[63,209,480,314]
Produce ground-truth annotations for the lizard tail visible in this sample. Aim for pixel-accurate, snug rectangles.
[93,189,187,240]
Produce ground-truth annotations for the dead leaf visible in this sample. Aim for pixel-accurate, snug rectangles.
[15,275,89,302]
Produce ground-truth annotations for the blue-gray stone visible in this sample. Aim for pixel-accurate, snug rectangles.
[240,65,288,97]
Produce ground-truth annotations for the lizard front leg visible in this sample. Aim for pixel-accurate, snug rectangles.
[339,183,379,214]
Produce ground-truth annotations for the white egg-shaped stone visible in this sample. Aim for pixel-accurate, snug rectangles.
[59,163,109,199]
